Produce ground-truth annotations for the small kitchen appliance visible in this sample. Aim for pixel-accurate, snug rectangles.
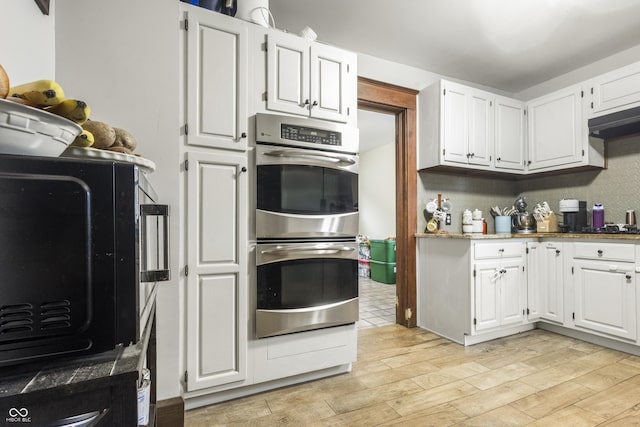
[0,155,169,369]
[559,199,587,232]
[511,195,537,234]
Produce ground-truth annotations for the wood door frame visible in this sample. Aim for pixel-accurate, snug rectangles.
[358,77,418,327]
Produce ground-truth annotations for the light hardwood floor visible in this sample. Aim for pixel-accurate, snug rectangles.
[185,326,640,426]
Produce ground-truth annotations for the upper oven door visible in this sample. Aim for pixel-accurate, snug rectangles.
[256,144,359,239]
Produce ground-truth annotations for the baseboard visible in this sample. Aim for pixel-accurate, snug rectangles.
[157,396,184,427]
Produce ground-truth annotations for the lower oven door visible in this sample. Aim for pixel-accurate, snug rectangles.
[256,241,359,338]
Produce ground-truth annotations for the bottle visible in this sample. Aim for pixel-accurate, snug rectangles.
[482,218,487,234]
[592,203,604,229]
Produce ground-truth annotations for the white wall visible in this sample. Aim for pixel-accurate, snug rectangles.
[359,142,396,239]
[1,1,55,83]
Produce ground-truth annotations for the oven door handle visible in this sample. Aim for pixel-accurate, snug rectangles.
[140,204,170,283]
[263,149,356,165]
[260,244,356,256]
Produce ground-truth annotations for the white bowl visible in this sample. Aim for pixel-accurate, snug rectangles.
[0,98,82,157]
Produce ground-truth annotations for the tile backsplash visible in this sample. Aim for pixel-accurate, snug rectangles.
[418,134,640,233]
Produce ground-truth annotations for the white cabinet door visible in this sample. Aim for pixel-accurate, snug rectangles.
[474,261,501,331]
[467,88,493,167]
[526,242,542,321]
[589,61,640,117]
[500,260,526,326]
[267,32,355,123]
[540,242,564,324]
[186,150,248,391]
[310,43,355,122]
[442,82,469,165]
[573,260,636,341]
[267,32,310,117]
[527,85,583,170]
[495,96,526,171]
[186,7,248,151]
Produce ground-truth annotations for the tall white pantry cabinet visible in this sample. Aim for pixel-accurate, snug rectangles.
[182,6,249,392]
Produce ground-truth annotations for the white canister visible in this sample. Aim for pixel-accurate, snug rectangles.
[472,209,482,220]
[462,209,473,225]
[236,0,270,27]
[472,219,483,233]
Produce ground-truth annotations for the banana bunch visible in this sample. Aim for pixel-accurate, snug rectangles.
[5,77,91,125]
[8,79,65,107]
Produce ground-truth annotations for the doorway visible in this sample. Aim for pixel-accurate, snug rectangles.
[357,109,396,329]
[357,77,418,328]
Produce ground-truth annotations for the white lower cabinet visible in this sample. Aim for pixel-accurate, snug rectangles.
[185,150,248,391]
[571,242,637,341]
[474,244,526,332]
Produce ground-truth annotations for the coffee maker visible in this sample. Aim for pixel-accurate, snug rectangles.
[559,199,587,232]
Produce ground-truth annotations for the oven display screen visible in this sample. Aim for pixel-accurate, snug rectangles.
[281,124,342,146]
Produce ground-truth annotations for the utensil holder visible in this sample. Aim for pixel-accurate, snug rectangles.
[495,216,511,234]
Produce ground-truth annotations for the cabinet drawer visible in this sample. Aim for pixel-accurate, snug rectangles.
[573,242,635,262]
[474,242,523,259]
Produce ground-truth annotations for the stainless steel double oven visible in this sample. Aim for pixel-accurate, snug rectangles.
[255,113,359,338]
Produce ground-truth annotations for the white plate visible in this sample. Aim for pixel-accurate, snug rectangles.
[61,146,156,173]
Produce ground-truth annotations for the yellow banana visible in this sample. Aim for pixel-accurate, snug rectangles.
[45,99,91,124]
[8,79,65,107]
[70,130,94,147]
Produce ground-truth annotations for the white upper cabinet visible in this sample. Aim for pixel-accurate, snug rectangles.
[526,84,605,172]
[419,80,496,170]
[266,31,356,123]
[494,96,526,171]
[588,61,640,118]
[185,7,248,151]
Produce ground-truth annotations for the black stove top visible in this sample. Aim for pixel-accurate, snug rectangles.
[574,224,640,234]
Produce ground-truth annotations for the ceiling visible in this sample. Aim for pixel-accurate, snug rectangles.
[268,0,640,94]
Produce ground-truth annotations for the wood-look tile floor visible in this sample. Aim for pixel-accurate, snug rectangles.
[185,326,640,426]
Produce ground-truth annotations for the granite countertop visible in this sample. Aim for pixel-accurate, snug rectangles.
[415,232,640,240]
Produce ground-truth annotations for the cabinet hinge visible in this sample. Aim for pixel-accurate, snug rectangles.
[184,159,189,171]
[581,90,584,98]
[523,266,525,272]
[591,87,594,95]
[442,148,446,155]
[185,265,189,276]
[572,266,574,274]
[347,107,350,116]
[526,247,529,254]
[524,109,527,116]
[490,101,492,107]
[443,88,446,96]
[572,312,575,320]
[184,370,188,384]
[184,123,189,135]
[262,92,268,102]
[473,318,477,325]
[489,155,492,161]
[473,268,476,278]
[184,19,189,31]
[347,64,350,73]
[405,308,413,321]
[526,308,530,315]
[582,149,585,157]
[262,42,267,51]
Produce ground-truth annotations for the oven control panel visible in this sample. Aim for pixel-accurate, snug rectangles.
[281,124,342,146]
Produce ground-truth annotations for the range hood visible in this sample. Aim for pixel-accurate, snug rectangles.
[588,105,640,139]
